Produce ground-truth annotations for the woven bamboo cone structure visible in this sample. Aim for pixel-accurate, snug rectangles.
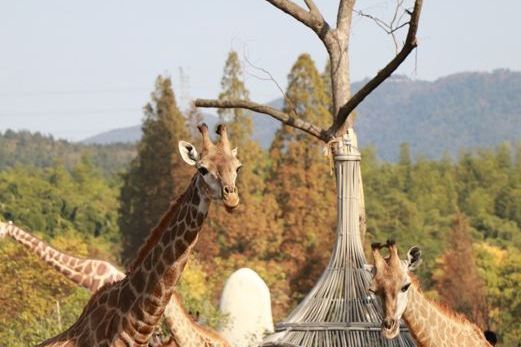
[262,132,416,347]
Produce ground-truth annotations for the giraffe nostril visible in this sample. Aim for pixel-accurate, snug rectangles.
[383,319,394,329]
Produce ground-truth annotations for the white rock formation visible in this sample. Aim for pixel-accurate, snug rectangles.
[219,268,274,347]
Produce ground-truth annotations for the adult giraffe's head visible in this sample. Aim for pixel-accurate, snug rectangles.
[366,240,422,339]
[178,123,241,212]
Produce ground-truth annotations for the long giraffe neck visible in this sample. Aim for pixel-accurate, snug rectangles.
[39,174,213,346]
[403,282,491,347]
[2,220,230,345]
[3,222,123,292]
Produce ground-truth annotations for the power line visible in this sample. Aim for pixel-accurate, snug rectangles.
[0,87,150,98]
[0,108,141,117]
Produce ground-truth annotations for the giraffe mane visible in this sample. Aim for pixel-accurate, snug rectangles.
[409,275,486,337]
[128,176,195,273]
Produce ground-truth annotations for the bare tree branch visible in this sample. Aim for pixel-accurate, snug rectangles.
[265,0,331,41]
[354,0,409,53]
[303,0,320,16]
[242,54,297,116]
[329,0,423,137]
[337,0,355,34]
[195,98,330,142]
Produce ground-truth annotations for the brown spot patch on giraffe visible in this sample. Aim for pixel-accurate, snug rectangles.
[143,253,153,271]
[119,284,136,313]
[192,189,201,205]
[61,254,70,263]
[131,269,146,293]
[89,305,108,330]
[84,261,93,274]
[190,206,198,220]
[151,246,162,264]
[82,277,93,290]
[174,238,185,256]
[196,212,204,226]
[128,192,184,272]
[96,262,107,275]
[108,287,120,307]
[137,322,154,336]
[78,331,94,347]
[71,273,83,284]
[98,291,109,305]
[185,225,198,242]
[146,271,159,294]
[163,242,178,264]
[179,205,188,221]
[160,228,171,245]
[121,317,137,337]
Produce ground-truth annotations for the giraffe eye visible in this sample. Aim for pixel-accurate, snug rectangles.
[236,166,242,174]
[401,283,411,292]
[198,167,209,176]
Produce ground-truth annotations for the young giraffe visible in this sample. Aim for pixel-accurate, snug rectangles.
[366,240,493,347]
[38,123,241,347]
[0,221,230,347]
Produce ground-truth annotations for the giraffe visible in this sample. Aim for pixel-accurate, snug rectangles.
[37,123,241,347]
[366,240,493,347]
[0,221,124,292]
[0,221,230,346]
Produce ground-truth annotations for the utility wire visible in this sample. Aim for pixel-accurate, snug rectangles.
[0,87,149,97]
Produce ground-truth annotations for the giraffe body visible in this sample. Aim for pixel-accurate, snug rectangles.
[38,123,240,346]
[404,280,491,347]
[164,293,230,347]
[0,221,230,346]
[368,240,492,347]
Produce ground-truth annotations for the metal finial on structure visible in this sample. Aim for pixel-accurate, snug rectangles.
[262,131,416,347]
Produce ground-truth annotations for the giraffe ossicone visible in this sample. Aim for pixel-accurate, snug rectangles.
[367,240,494,347]
[38,123,240,346]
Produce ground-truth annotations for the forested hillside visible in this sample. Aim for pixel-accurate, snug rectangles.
[1,55,520,346]
[0,130,135,176]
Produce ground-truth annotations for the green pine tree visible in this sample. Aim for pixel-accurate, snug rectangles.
[217,50,252,148]
[119,75,191,262]
[268,54,335,300]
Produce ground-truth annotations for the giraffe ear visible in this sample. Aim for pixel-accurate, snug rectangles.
[406,246,422,271]
[178,141,199,166]
[231,147,238,157]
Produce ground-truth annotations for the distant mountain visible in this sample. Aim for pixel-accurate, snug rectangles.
[353,69,521,160]
[82,125,142,145]
[81,70,521,161]
[81,110,281,149]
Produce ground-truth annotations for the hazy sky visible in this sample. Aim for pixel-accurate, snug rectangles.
[1,1,520,140]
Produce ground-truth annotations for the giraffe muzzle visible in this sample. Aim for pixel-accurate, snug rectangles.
[222,185,239,212]
[382,318,399,339]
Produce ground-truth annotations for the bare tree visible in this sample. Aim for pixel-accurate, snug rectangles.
[196,0,422,139]
[196,0,423,239]
[196,2,424,344]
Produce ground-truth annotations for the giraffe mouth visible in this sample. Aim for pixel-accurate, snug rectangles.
[223,198,239,213]
[382,321,400,339]
[223,192,240,212]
